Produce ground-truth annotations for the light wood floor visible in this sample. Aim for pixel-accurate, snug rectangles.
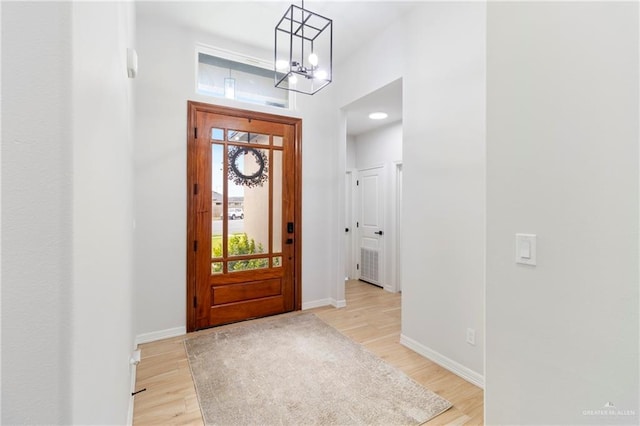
[132,280,484,425]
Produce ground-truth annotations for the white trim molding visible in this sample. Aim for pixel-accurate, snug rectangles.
[302,298,332,310]
[135,326,186,346]
[383,284,395,293]
[400,334,485,389]
[332,298,347,308]
[302,298,347,310]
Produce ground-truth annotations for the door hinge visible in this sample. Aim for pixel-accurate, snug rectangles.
[357,264,360,270]
[194,127,198,139]
[356,180,359,186]
[193,296,197,308]
[193,240,198,251]
[193,183,199,195]
[357,222,359,228]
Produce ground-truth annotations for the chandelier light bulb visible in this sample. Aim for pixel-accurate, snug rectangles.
[308,53,319,67]
[275,60,289,70]
[288,74,298,85]
[315,69,328,80]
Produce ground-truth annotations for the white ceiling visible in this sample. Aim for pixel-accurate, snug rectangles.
[137,1,409,135]
[344,79,402,136]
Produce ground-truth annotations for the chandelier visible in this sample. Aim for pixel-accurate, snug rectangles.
[274,1,333,95]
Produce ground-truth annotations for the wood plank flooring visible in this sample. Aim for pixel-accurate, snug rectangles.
[132,280,484,425]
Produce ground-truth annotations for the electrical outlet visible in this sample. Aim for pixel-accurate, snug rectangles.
[466,328,476,346]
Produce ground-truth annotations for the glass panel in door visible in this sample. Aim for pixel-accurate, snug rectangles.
[210,130,285,274]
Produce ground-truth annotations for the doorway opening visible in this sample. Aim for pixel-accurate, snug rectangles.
[343,79,403,294]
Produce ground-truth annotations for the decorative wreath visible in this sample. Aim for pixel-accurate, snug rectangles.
[228,146,269,188]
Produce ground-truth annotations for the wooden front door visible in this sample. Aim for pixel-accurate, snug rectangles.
[187,102,302,331]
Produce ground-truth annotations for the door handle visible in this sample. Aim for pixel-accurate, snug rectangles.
[374,231,383,236]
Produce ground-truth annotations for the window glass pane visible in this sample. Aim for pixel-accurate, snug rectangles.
[197,52,289,109]
[272,150,282,253]
[211,128,224,141]
[211,262,223,274]
[273,136,283,147]
[227,146,270,258]
[228,258,269,272]
[212,234,223,260]
[272,256,282,268]
[212,144,224,259]
[227,130,269,145]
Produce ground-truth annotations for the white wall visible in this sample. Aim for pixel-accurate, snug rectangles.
[354,122,402,170]
[71,2,136,424]
[486,2,639,424]
[134,13,339,336]
[354,122,403,291]
[401,2,486,383]
[296,88,342,307]
[2,3,73,423]
[2,2,136,424]
[346,135,357,170]
[335,2,486,384]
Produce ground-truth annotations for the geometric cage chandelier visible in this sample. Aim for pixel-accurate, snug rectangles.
[274,0,332,95]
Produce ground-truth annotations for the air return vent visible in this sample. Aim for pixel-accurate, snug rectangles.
[360,248,379,284]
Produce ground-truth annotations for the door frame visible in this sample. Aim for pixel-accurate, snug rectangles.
[393,161,403,293]
[186,101,303,332]
[345,169,357,279]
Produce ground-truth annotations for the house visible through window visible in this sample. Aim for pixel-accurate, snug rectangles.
[196,46,289,109]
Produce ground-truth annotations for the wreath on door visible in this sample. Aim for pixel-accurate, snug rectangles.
[228,146,269,188]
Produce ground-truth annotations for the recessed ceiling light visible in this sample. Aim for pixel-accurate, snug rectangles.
[368,112,388,120]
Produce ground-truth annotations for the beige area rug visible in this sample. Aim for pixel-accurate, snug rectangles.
[185,313,452,425]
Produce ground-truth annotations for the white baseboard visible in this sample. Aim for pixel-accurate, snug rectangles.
[400,334,485,389]
[135,326,186,346]
[302,298,347,310]
[332,298,347,308]
[302,298,332,310]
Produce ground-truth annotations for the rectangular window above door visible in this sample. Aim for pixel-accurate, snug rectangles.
[196,44,290,109]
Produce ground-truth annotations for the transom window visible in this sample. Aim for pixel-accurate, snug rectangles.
[196,45,290,109]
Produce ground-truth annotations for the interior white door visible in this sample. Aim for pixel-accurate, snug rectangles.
[358,166,384,286]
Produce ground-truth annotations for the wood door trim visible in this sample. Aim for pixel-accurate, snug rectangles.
[186,101,302,332]
[188,101,302,126]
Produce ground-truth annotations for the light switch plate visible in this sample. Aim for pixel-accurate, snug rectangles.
[516,234,537,266]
